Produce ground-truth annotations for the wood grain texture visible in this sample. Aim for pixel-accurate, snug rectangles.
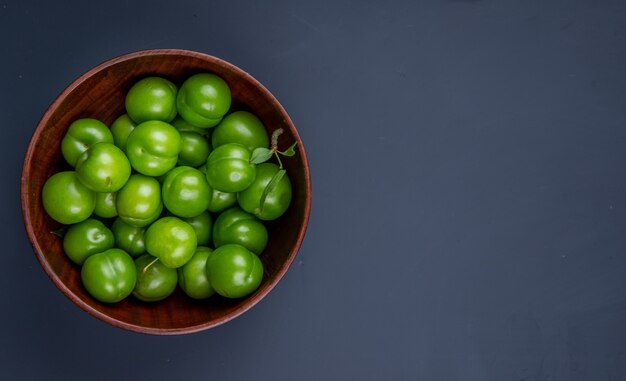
[20,49,311,335]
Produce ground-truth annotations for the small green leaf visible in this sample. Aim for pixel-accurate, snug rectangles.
[260,169,286,211]
[250,147,273,164]
[280,141,298,157]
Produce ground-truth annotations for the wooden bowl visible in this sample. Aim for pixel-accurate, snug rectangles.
[21,49,311,334]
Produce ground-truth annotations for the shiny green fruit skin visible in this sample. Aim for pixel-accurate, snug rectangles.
[63,218,114,265]
[110,114,137,152]
[145,217,197,268]
[171,115,211,136]
[208,189,238,213]
[42,171,95,224]
[176,73,231,128]
[126,120,181,177]
[162,166,211,218]
[116,174,163,227]
[75,142,132,193]
[211,111,269,152]
[133,254,178,302]
[181,211,213,246]
[111,217,146,257]
[125,77,177,123]
[237,162,292,220]
[81,248,137,303]
[213,207,268,255]
[206,244,263,298]
[178,131,211,167]
[178,247,215,299]
[61,118,113,167]
[93,192,117,218]
[205,143,256,193]
[197,164,238,212]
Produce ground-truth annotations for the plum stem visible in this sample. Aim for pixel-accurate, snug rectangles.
[141,257,159,273]
[271,128,284,151]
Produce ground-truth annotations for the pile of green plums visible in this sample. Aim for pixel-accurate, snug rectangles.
[42,73,293,303]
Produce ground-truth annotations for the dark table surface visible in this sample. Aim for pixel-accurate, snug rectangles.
[3,0,626,380]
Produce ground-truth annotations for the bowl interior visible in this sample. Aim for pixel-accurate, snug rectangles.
[21,49,310,334]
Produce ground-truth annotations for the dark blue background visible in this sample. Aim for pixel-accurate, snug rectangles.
[3,0,626,379]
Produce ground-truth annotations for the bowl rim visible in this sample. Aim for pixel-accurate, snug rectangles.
[20,48,312,334]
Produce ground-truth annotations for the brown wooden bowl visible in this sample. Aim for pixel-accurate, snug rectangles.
[21,49,311,334]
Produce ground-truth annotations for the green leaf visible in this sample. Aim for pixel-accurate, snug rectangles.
[280,141,298,157]
[260,169,286,211]
[249,147,273,164]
